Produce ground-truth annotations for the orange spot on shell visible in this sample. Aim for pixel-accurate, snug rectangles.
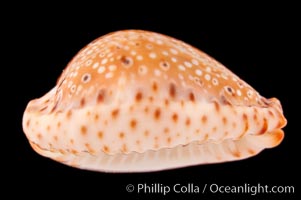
[37,133,42,139]
[152,82,158,91]
[97,90,105,103]
[232,151,241,158]
[53,135,58,141]
[164,99,169,107]
[164,127,170,134]
[268,110,274,118]
[85,143,96,154]
[121,144,128,153]
[111,109,119,119]
[189,92,195,101]
[144,106,149,113]
[172,113,178,123]
[98,131,103,139]
[248,149,255,155]
[144,130,149,137]
[130,119,137,129]
[258,118,268,134]
[185,117,191,126]
[26,119,30,127]
[148,96,154,102]
[135,92,143,102]
[71,149,78,155]
[201,115,207,124]
[119,132,125,139]
[154,108,161,120]
[213,101,220,112]
[241,114,249,136]
[59,149,66,154]
[272,129,284,145]
[169,83,176,98]
[80,98,85,107]
[103,145,110,153]
[212,126,217,132]
[81,126,87,135]
[222,117,227,125]
[253,114,258,122]
[66,110,72,119]
[224,131,229,137]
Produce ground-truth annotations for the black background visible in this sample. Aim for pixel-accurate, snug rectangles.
[9,4,296,199]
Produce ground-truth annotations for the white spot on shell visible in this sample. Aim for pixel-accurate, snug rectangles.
[99,52,105,57]
[225,86,234,95]
[237,81,244,88]
[67,81,72,88]
[171,57,177,63]
[81,73,91,83]
[86,50,93,55]
[97,66,106,74]
[205,74,211,81]
[156,40,163,45]
[178,65,186,71]
[146,44,153,49]
[194,77,204,87]
[162,51,169,56]
[136,55,143,61]
[154,69,161,76]
[101,58,108,65]
[237,89,242,96]
[159,61,170,71]
[107,52,114,57]
[192,59,199,66]
[195,69,202,76]
[149,52,157,59]
[108,65,117,71]
[131,51,137,56]
[221,73,228,80]
[121,57,134,68]
[247,90,253,98]
[85,60,92,66]
[105,72,114,79]
[170,48,178,55]
[184,61,192,68]
[70,85,76,93]
[92,62,99,69]
[76,85,83,95]
[73,71,78,77]
[212,78,219,86]
[138,65,148,75]
[148,37,155,42]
